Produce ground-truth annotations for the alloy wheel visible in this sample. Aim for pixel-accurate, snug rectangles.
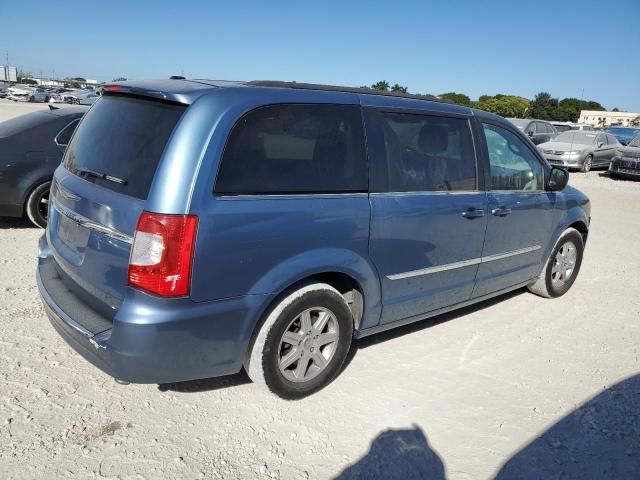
[278,307,339,383]
[551,241,577,287]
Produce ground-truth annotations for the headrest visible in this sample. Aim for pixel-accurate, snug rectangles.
[418,125,448,155]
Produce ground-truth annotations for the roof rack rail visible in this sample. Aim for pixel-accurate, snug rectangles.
[247,80,446,103]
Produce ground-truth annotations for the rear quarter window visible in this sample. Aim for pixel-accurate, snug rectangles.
[215,104,367,195]
[64,95,185,199]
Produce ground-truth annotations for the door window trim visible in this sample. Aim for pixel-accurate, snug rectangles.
[54,118,81,148]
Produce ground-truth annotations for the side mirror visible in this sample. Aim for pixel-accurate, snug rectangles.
[597,142,604,148]
[547,166,569,191]
[527,131,534,137]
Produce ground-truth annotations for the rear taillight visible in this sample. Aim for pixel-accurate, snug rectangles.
[128,211,198,297]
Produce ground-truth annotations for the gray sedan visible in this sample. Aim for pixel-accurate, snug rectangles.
[539,131,621,172]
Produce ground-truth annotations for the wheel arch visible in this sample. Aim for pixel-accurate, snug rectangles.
[242,251,384,363]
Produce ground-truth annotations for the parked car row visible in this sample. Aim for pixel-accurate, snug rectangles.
[0,84,101,105]
[505,117,640,174]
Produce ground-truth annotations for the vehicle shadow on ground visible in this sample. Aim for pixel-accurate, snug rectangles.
[0,217,36,229]
[342,288,525,370]
[158,369,252,393]
[332,374,640,480]
[159,289,525,394]
[494,373,640,479]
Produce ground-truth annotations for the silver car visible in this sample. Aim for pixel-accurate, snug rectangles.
[539,131,621,172]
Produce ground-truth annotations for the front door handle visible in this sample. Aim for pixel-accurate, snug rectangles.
[461,208,485,219]
[491,207,512,217]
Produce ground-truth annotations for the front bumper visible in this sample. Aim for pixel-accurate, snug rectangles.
[37,241,270,384]
[609,159,640,178]
[545,154,583,168]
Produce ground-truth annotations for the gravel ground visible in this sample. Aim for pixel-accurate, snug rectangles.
[1,100,639,479]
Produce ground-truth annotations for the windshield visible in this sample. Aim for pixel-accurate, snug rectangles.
[64,95,185,199]
[628,133,640,147]
[507,118,528,130]
[553,131,597,145]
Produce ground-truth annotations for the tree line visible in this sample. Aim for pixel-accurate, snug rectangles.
[363,81,608,123]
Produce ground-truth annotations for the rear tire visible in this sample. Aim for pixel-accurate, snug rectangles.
[25,181,51,228]
[245,282,353,399]
[528,228,584,298]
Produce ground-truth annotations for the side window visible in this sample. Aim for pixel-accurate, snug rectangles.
[55,119,80,146]
[372,112,477,192]
[606,134,618,145]
[596,134,606,146]
[525,122,536,134]
[543,123,554,134]
[215,104,367,194]
[482,123,544,191]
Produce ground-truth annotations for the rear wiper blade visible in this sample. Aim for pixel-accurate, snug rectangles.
[74,167,127,185]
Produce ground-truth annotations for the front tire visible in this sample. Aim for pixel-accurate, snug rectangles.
[581,155,593,173]
[25,181,51,228]
[528,227,584,298]
[245,282,353,399]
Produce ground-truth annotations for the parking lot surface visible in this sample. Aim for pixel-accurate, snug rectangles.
[1,101,639,479]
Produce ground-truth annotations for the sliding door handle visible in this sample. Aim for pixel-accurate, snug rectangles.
[491,207,512,217]
[461,209,485,219]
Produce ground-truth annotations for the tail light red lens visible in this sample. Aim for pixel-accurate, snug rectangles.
[128,212,198,297]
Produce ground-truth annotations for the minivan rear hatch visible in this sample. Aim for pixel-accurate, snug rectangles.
[48,94,186,320]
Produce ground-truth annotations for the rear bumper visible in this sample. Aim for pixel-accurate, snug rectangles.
[37,239,271,384]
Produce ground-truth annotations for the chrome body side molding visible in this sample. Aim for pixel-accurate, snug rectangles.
[387,245,542,280]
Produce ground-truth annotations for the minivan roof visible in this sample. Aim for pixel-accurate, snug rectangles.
[102,78,476,116]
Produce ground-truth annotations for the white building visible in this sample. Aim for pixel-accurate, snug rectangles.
[579,110,640,127]
[33,78,64,87]
[0,65,17,82]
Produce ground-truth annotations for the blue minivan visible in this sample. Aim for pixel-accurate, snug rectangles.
[37,80,590,399]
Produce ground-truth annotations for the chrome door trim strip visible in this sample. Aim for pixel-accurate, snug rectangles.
[387,257,482,280]
[53,199,133,245]
[387,245,542,280]
[481,245,541,262]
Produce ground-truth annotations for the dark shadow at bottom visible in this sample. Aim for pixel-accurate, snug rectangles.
[334,425,445,480]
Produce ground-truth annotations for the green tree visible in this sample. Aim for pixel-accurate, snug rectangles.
[18,77,37,85]
[528,92,559,120]
[439,92,472,107]
[612,107,620,112]
[371,80,390,91]
[631,116,640,127]
[391,83,408,93]
[476,95,529,118]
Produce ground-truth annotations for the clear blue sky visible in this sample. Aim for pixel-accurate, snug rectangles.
[1,0,639,110]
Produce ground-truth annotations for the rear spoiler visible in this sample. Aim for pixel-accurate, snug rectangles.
[103,84,177,103]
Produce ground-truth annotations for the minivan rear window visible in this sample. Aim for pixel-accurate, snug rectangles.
[215,104,367,195]
[64,95,185,199]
